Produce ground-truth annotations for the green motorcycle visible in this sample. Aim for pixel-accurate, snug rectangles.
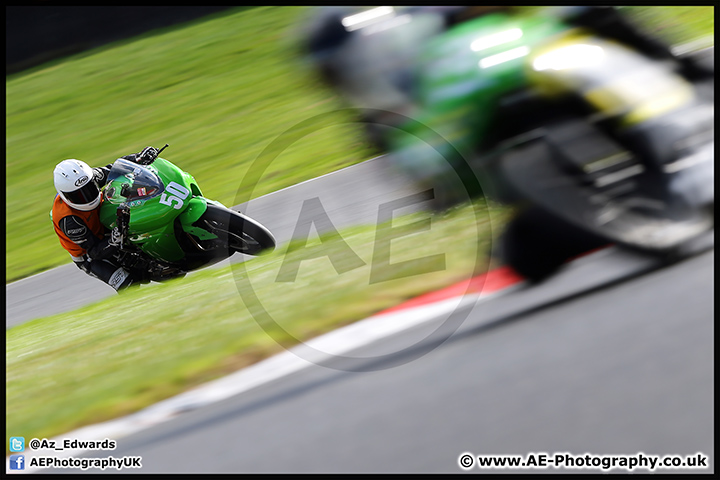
[100,144,275,282]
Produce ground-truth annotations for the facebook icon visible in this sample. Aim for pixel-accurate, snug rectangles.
[9,454,25,470]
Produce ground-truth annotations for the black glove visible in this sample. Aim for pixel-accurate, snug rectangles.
[92,166,111,185]
[136,146,159,165]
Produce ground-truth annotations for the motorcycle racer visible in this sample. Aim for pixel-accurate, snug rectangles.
[51,146,159,292]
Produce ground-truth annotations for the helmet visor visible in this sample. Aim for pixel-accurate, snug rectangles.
[62,181,100,206]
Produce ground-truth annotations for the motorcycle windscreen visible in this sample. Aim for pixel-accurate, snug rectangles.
[103,158,164,204]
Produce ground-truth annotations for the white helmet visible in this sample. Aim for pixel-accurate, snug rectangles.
[54,159,101,211]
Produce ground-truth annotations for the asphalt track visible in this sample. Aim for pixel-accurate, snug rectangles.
[6,154,428,328]
[33,246,714,473]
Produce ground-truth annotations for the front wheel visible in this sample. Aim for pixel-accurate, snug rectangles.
[196,204,276,256]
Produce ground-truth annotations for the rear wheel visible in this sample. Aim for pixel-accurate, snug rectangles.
[195,204,276,256]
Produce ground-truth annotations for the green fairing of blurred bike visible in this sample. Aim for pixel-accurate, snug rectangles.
[99,145,275,282]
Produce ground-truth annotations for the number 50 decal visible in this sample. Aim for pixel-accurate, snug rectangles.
[159,181,190,209]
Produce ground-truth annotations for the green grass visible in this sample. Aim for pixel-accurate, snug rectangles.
[6,200,509,451]
[621,6,714,47]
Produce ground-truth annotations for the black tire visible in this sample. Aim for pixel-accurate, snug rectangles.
[196,204,276,256]
[500,206,609,283]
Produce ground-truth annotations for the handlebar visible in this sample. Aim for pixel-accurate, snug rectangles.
[156,144,169,157]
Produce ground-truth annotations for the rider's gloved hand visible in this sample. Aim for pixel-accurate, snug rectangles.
[136,146,159,165]
[92,168,105,182]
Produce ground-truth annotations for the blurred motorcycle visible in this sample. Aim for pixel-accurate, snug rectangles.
[100,145,276,282]
[304,8,714,281]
